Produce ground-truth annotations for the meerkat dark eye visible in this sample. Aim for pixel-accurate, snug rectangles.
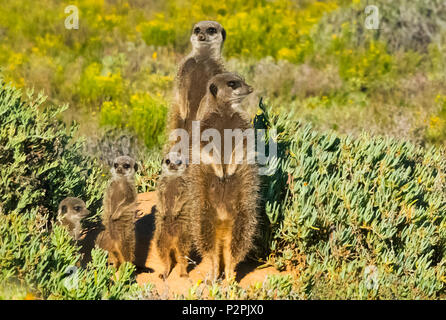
[194,27,200,34]
[74,206,81,212]
[165,159,171,165]
[114,163,118,169]
[227,81,241,89]
[123,164,130,169]
[207,27,217,34]
[176,160,182,165]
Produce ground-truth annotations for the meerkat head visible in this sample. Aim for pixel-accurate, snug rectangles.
[161,152,188,176]
[208,72,253,109]
[190,21,226,56]
[58,197,90,221]
[111,155,137,181]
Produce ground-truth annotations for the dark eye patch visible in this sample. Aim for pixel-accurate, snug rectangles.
[194,27,200,34]
[175,160,182,165]
[114,163,118,169]
[123,164,130,169]
[207,27,217,34]
[227,81,241,89]
[165,159,171,165]
[74,206,81,212]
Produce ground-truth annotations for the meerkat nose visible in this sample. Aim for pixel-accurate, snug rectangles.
[198,34,206,41]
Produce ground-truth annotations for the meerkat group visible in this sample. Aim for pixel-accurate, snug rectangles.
[56,20,259,282]
[58,155,138,270]
[168,21,226,134]
[159,21,259,281]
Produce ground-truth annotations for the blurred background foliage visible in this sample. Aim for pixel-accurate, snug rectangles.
[0,0,445,153]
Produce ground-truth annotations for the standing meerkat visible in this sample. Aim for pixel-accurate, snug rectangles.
[188,72,259,281]
[58,197,90,240]
[168,20,226,134]
[96,156,138,269]
[155,151,192,279]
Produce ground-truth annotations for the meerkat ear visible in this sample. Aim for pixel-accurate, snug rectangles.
[210,83,218,97]
[134,162,138,172]
[221,28,226,42]
[60,205,67,214]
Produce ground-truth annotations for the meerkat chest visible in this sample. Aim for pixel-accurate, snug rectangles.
[209,177,238,221]
[111,179,136,202]
[160,177,185,215]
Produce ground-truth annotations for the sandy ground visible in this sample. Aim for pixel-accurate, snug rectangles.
[80,192,284,299]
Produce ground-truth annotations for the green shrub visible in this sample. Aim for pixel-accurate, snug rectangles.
[0,81,106,220]
[0,211,153,299]
[0,80,155,299]
[180,274,301,300]
[99,92,168,149]
[255,100,446,299]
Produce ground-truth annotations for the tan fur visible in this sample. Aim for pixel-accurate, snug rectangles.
[96,156,137,269]
[155,152,192,279]
[58,197,89,240]
[187,73,259,280]
[167,21,226,136]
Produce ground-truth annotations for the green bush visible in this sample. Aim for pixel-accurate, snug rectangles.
[99,92,168,149]
[255,100,446,299]
[0,211,153,299]
[0,80,154,299]
[0,81,106,220]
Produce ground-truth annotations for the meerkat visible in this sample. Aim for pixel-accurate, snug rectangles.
[168,20,226,135]
[96,156,138,269]
[195,72,255,176]
[188,73,259,281]
[103,155,138,222]
[57,197,90,240]
[155,151,192,279]
[196,72,253,122]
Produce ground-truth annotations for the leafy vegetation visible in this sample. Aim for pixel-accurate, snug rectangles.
[0,81,152,299]
[1,0,446,299]
[0,0,445,148]
[256,101,446,299]
[0,81,105,220]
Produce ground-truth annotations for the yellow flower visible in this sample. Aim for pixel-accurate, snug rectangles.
[24,292,35,300]
[152,51,157,60]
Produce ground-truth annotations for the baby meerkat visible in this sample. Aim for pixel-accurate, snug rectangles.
[96,156,138,269]
[189,73,259,281]
[155,151,192,279]
[58,197,90,240]
[104,155,138,222]
[168,21,226,134]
